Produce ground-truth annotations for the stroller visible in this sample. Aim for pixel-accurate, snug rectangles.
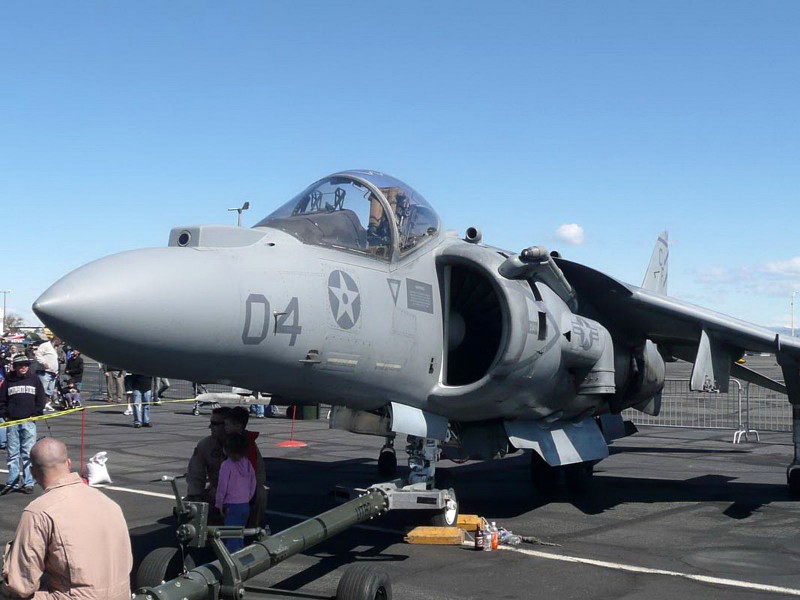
[52,377,82,410]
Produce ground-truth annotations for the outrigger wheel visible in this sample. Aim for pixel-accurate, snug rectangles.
[336,563,392,600]
[135,546,195,589]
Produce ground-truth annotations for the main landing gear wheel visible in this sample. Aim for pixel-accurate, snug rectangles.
[430,488,459,527]
[564,462,594,493]
[192,406,200,416]
[136,546,195,589]
[336,563,392,600]
[377,448,397,478]
[530,451,558,493]
[788,466,800,498]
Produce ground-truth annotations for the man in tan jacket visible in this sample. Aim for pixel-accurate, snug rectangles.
[2,438,132,599]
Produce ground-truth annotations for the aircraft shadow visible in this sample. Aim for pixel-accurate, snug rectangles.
[263,451,794,523]
[609,445,748,455]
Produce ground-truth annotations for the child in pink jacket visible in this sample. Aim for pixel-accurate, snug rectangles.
[215,433,256,551]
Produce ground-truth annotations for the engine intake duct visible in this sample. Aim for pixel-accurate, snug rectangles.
[443,263,503,386]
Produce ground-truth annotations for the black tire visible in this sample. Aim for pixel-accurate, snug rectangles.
[192,407,200,416]
[789,468,800,498]
[564,462,593,494]
[135,547,195,589]
[430,488,458,527]
[377,449,397,478]
[336,563,391,600]
[530,451,559,493]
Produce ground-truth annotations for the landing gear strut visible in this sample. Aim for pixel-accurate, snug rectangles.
[406,435,442,488]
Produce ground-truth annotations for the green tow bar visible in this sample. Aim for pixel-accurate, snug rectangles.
[133,477,390,600]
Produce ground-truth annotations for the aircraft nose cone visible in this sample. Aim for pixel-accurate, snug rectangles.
[33,247,238,374]
[34,249,159,346]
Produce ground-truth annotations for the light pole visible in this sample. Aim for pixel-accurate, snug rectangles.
[0,290,9,333]
[228,201,250,227]
[793,291,799,337]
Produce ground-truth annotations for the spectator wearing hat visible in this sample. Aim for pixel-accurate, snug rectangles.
[32,334,58,413]
[0,354,47,494]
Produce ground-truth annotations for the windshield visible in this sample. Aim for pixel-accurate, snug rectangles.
[254,171,440,258]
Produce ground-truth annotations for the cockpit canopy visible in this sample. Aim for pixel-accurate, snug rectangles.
[254,170,440,259]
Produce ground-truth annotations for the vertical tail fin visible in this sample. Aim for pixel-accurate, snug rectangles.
[641,231,669,294]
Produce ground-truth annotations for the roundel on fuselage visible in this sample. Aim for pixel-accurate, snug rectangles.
[327,270,361,329]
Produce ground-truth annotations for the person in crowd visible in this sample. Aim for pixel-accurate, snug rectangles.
[0,359,6,451]
[64,379,82,408]
[215,432,256,552]
[32,334,58,413]
[55,339,67,382]
[224,406,267,528]
[103,364,126,404]
[186,406,230,521]
[64,349,85,392]
[154,377,170,405]
[0,355,47,494]
[128,373,153,428]
[1,438,132,599]
[249,402,266,419]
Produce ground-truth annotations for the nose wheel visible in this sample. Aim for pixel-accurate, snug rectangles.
[377,438,397,478]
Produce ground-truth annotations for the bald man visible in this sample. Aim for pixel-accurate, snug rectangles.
[2,438,132,599]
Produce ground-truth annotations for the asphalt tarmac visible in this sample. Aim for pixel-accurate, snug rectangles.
[0,396,798,600]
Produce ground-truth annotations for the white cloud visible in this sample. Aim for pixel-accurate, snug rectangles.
[761,257,800,275]
[554,223,584,245]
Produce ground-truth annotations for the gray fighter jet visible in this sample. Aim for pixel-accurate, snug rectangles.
[33,170,800,493]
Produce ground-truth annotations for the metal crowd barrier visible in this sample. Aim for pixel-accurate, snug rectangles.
[622,378,793,442]
[80,361,234,403]
[78,363,792,439]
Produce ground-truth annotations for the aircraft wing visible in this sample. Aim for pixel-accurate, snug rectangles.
[555,257,800,397]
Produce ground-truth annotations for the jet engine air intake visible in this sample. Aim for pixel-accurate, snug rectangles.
[442,263,503,386]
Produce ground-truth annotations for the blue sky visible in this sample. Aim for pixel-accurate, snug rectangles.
[2,1,799,330]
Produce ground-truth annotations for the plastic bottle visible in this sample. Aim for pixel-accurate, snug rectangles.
[475,526,484,551]
[483,524,492,551]
[490,521,499,550]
